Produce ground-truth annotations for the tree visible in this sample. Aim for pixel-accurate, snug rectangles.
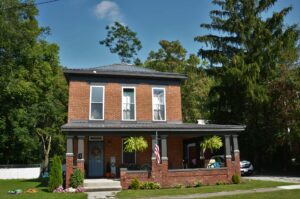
[100,22,142,63]
[145,40,214,122]
[195,0,299,168]
[48,156,63,191]
[0,0,67,167]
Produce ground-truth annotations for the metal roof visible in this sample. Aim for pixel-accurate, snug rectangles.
[64,63,187,80]
[61,121,246,133]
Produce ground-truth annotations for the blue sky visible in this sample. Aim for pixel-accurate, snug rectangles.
[37,0,300,68]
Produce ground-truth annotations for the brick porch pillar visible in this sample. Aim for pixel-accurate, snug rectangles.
[77,136,85,174]
[151,134,168,187]
[224,135,233,181]
[161,135,168,187]
[232,135,241,176]
[66,136,74,188]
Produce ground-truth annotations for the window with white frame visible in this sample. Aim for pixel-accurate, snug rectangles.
[152,88,166,121]
[90,86,104,120]
[122,87,135,120]
[122,138,136,164]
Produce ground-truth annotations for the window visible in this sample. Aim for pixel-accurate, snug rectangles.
[90,86,104,120]
[122,87,136,120]
[152,88,166,121]
[122,138,136,164]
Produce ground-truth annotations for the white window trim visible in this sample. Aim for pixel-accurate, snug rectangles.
[152,87,167,121]
[121,86,136,121]
[89,85,105,120]
[121,138,136,164]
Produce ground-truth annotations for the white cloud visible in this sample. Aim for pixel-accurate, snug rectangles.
[94,1,122,22]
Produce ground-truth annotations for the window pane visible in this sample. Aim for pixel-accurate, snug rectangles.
[92,87,103,102]
[159,105,165,120]
[154,89,164,104]
[153,89,165,120]
[130,104,135,119]
[123,88,135,120]
[91,103,103,119]
[123,88,134,103]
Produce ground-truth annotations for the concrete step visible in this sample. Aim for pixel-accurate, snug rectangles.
[84,186,122,192]
[84,179,121,192]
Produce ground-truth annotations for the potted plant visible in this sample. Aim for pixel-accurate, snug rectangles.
[200,136,223,168]
[123,137,148,152]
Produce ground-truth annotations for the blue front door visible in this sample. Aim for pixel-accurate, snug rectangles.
[88,141,104,177]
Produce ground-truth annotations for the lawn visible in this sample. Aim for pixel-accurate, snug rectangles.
[116,179,293,198]
[0,178,86,199]
[209,189,300,199]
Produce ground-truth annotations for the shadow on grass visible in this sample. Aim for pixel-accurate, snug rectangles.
[22,178,49,192]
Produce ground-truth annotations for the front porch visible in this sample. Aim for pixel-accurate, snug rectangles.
[63,123,244,188]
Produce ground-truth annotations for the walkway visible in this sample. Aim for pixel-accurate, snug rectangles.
[86,185,300,199]
[243,175,300,183]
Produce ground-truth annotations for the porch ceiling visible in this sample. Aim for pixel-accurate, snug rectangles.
[61,121,245,136]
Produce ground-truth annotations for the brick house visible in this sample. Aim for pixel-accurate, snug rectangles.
[62,63,245,189]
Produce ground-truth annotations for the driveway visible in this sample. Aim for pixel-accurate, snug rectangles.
[243,175,300,183]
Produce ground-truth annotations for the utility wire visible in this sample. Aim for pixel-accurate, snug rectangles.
[2,0,61,10]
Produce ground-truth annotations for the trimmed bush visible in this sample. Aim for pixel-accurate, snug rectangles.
[232,173,241,184]
[140,182,161,189]
[194,182,203,187]
[130,178,140,190]
[70,169,84,188]
[48,156,63,192]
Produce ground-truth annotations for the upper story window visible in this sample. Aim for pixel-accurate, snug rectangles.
[152,88,166,121]
[90,86,104,120]
[122,87,136,120]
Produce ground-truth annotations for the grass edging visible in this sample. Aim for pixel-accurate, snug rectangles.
[116,179,294,198]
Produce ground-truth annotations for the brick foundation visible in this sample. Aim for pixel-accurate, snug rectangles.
[77,159,85,173]
[120,152,241,189]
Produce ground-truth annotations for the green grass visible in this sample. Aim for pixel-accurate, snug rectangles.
[0,178,86,199]
[209,189,300,199]
[116,179,293,198]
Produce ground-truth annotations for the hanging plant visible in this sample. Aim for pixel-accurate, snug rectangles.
[200,136,223,153]
[124,137,148,152]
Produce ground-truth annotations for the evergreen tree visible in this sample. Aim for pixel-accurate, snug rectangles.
[195,0,299,168]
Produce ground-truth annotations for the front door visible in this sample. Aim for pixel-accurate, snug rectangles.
[88,141,104,177]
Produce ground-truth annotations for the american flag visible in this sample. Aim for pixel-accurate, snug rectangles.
[154,143,160,164]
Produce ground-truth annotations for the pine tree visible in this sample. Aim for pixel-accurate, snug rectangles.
[195,0,299,168]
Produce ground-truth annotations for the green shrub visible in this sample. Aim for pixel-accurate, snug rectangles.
[194,182,203,187]
[130,178,140,190]
[232,173,240,184]
[216,181,227,185]
[174,184,184,189]
[70,169,84,188]
[48,156,63,192]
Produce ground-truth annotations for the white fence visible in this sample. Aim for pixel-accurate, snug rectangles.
[0,165,41,179]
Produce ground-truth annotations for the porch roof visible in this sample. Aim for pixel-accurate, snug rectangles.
[61,121,245,136]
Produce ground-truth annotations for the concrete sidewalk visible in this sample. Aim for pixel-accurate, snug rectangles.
[141,185,300,199]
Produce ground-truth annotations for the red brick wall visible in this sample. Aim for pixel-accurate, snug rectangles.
[168,135,184,169]
[67,80,182,122]
[166,85,182,122]
[68,81,90,122]
[136,84,152,121]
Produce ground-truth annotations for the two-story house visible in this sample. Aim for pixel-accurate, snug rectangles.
[62,63,245,189]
